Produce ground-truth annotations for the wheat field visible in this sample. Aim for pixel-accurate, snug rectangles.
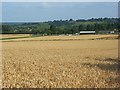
[1,35,119,88]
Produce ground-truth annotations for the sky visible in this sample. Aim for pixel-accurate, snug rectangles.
[2,2,118,22]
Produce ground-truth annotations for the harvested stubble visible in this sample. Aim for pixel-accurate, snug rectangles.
[2,39,119,88]
[1,34,118,42]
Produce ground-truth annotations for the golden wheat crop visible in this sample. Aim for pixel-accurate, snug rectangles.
[2,35,119,88]
[0,40,2,88]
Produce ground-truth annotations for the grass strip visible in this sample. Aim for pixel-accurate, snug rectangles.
[0,35,39,40]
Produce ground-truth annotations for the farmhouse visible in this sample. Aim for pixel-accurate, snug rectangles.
[80,31,96,35]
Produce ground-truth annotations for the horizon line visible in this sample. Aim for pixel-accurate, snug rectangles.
[1,17,118,23]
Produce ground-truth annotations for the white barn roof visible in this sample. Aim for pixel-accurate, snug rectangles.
[80,31,95,34]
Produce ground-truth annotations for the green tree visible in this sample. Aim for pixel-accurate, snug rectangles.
[79,25,83,31]
[50,25,57,34]
[2,25,14,34]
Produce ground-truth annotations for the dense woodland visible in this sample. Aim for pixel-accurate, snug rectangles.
[1,18,119,35]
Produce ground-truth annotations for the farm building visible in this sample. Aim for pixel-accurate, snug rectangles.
[80,31,96,35]
[98,30,118,34]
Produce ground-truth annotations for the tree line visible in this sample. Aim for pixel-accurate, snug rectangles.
[1,18,119,35]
